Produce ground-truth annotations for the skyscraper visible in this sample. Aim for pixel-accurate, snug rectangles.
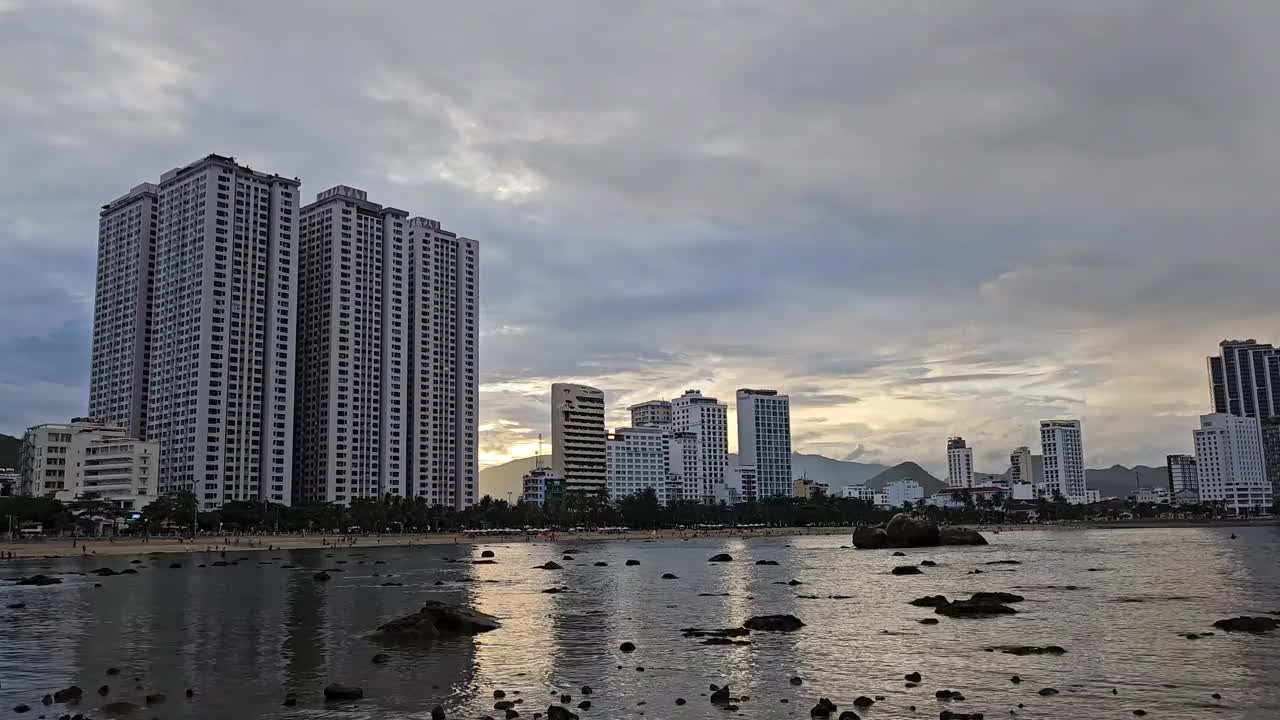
[294,186,409,505]
[144,154,299,510]
[670,389,728,502]
[89,183,158,439]
[551,383,607,492]
[1040,419,1086,503]
[1207,339,1280,419]
[736,388,791,499]
[946,437,974,488]
[405,217,479,509]
[628,400,672,429]
[1193,413,1270,516]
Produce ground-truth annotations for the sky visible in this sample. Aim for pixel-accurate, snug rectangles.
[2,1,1278,477]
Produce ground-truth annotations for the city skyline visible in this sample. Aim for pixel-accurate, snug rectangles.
[4,3,1280,481]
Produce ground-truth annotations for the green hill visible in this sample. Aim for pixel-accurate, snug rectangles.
[0,433,19,469]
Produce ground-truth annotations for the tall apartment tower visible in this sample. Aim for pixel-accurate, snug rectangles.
[671,389,728,502]
[946,437,974,488]
[1166,453,1199,495]
[629,400,672,429]
[406,217,479,509]
[1040,419,1086,503]
[1207,339,1280,418]
[142,154,299,509]
[1008,446,1043,490]
[1193,414,1270,515]
[551,383,607,492]
[736,389,792,498]
[294,186,409,505]
[89,183,158,438]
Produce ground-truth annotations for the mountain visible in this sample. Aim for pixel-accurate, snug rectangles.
[862,461,948,495]
[479,451,888,501]
[1086,465,1168,499]
[0,433,19,469]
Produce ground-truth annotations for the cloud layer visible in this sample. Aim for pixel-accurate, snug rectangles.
[2,1,1277,476]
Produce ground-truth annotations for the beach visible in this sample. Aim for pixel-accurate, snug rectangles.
[0,525,851,560]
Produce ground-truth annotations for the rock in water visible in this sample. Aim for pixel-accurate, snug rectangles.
[481,550,495,558]
[811,697,838,717]
[1213,616,1279,633]
[145,693,166,704]
[936,595,1018,617]
[101,701,142,714]
[710,686,731,704]
[851,526,888,549]
[886,514,941,547]
[970,591,1024,604]
[620,642,636,652]
[546,705,579,720]
[431,706,447,720]
[14,575,62,586]
[52,686,84,702]
[891,566,923,575]
[910,595,950,607]
[594,562,608,567]
[756,560,780,565]
[838,712,861,720]
[661,573,679,579]
[708,553,733,562]
[324,684,364,700]
[625,559,640,566]
[371,653,391,664]
[313,571,332,581]
[939,526,989,546]
[374,601,502,639]
[743,614,805,632]
[537,561,564,570]
[988,645,1066,656]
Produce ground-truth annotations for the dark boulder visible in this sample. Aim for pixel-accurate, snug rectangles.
[988,645,1065,656]
[101,701,142,715]
[838,713,861,720]
[892,551,906,556]
[98,684,110,695]
[282,693,298,706]
[905,672,922,682]
[593,562,608,567]
[546,705,578,720]
[145,693,166,704]
[1213,616,1279,633]
[853,696,874,707]
[811,697,838,717]
[910,595,950,607]
[371,653,391,664]
[374,601,501,639]
[851,526,887,549]
[661,573,679,579]
[886,514,941,547]
[682,627,750,638]
[985,560,1021,565]
[53,686,84,702]
[710,685,731,704]
[431,706,446,720]
[473,559,497,565]
[169,563,182,569]
[313,571,332,581]
[92,568,119,576]
[744,614,804,632]
[919,618,939,625]
[708,553,733,562]
[940,526,989,546]
[1038,688,1059,696]
[625,559,640,566]
[936,595,1017,617]
[537,561,563,570]
[14,574,61,586]
[6,602,25,609]
[920,560,937,567]
[971,591,1024,603]
[481,550,495,558]
[324,684,364,700]
[620,641,636,652]
[756,560,780,565]
[892,566,923,575]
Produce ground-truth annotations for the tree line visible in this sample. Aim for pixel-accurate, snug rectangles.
[0,487,1234,537]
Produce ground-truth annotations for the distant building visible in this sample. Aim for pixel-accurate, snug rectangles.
[793,477,829,499]
[670,390,728,502]
[1130,487,1172,505]
[668,431,698,503]
[842,484,875,502]
[1166,454,1199,495]
[883,479,924,508]
[736,388,792,498]
[0,468,17,497]
[1262,418,1280,513]
[1193,413,1270,516]
[552,383,607,493]
[927,484,1006,508]
[606,426,672,504]
[18,419,158,511]
[1009,446,1043,490]
[1206,339,1280,418]
[628,400,672,429]
[725,463,757,504]
[1040,419,1087,503]
[946,437,974,488]
[1009,482,1037,501]
[521,466,565,508]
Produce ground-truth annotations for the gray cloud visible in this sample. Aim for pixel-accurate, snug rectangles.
[0,1,1275,477]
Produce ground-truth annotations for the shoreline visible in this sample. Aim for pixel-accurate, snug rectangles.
[0,526,850,561]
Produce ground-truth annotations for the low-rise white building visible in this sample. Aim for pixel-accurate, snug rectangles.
[18,419,158,511]
[883,479,925,508]
[0,467,17,496]
[521,466,565,508]
[1130,486,1172,505]
[606,426,672,504]
[842,484,876,502]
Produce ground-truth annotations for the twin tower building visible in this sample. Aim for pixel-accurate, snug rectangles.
[88,154,477,511]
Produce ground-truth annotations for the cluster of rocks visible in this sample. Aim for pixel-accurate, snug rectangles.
[910,592,1023,618]
[852,514,988,549]
[374,601,501,640]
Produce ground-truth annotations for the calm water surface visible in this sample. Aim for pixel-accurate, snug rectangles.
[2,527,1279,719]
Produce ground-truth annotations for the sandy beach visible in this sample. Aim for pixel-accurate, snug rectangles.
[0,526,852,561]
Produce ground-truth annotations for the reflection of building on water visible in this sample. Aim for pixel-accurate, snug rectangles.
[67,550,477,717]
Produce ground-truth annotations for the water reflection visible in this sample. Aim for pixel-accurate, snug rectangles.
[1,529,1279,718]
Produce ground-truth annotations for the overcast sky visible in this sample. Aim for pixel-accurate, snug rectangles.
[2,1,1278,476]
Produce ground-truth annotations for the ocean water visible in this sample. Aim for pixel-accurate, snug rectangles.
[2,527,1279,719]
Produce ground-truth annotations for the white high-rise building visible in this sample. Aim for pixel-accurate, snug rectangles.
[670,389,728,502]
[606,426,672,503]
[946,437,974,488]
[736,388,791,499]
[1193,414,1270,515]
[294,186,409,505]
[89,183,158,439]
[628,400,672,429]
[669,431,698,503]
[1040,419,1087,503]
[141,154,299,510]
[18,419,158,511]
[552,383,607,492]
[406,217,479,509]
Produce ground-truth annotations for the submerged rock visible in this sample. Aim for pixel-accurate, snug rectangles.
[625,560,640,566]
[756,560,780,565]
[892,566,923,575]
[101,701,142,715]
[936,595,1017,617]
[743,614,805,632]
[537,561,563,570]
[324,684,363,700]
[987,645,1066,656]
[13,574,61,586]
[708,553,733,562]
[910,595,950,607]
[1213,616,1279,633]
[661,573,679,579]
[374,601,501,639]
